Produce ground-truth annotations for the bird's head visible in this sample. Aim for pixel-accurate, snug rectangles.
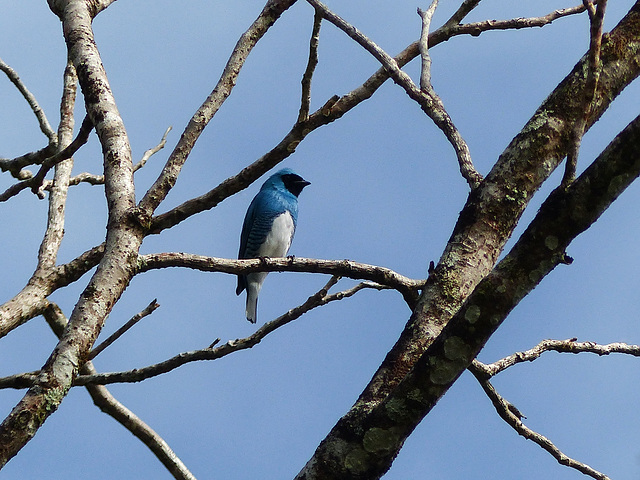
[263,168,311,197]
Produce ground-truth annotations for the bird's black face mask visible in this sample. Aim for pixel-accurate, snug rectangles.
[282,173,311,197]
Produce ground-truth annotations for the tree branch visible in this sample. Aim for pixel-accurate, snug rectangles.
[134,0,299,228]
[477,338,640,377]
[136,253,424,307]
[296,5,640,474]
[562,0,607,186]
[0,57,56,145]
[88,299,160,360]
[469,361,611,480]
[297,7,323,123]
[147,3,588,236]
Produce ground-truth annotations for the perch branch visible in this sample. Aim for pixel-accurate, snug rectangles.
[137,253,425,307]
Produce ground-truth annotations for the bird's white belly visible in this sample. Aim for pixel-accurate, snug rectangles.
[257,212,294,258]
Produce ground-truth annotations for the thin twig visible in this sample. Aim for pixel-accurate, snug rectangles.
[417,0,439,91]
[135,126,172,172]
[469,361,611,480]
[74,278,388,386]
[0,57,56,144]
[562,0,607,186]
[298,8,323,123]
[88,299,160,360]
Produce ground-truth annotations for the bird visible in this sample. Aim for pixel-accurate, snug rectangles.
[236,168,310,323]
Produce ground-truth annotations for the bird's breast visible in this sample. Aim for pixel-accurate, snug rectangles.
[257,211,295,258]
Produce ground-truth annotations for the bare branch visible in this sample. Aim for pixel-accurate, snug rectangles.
[298,7,323,123]
[306,0,483,189]
[42,303,197,480]
[88,299,160,360]
[0,57,56,144]
[0,115,92,203]
[469,362,611,480]
[136,253,425,307]
[562,0,607,186]
[417,0,439,91]
[477,338,640,377]
[75,277,389,386]
[135,126,172,172]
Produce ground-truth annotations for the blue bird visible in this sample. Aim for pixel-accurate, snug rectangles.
[236,168,310,323]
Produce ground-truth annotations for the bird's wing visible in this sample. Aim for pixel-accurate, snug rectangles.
[238,190,285,259]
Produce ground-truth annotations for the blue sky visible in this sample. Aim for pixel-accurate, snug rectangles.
[1,1,639,479]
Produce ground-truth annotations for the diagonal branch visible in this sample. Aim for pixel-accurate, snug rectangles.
[134,0,299,227]
[147,3,588,236]
[0,57,56,144]
[469,362,611,480]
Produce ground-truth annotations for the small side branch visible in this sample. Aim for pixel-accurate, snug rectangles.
[0,116,93,202]
[298,8,323,123]
[562,0,607,186]
[478,338,640,377]
[88,299,160,360]
[417,0,439,91]
[0,57,56,144]
[469,361,611,480]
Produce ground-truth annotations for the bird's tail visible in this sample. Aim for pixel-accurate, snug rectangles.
[245,283,259,324]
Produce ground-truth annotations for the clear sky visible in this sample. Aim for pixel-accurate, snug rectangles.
[1,1,639,479]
